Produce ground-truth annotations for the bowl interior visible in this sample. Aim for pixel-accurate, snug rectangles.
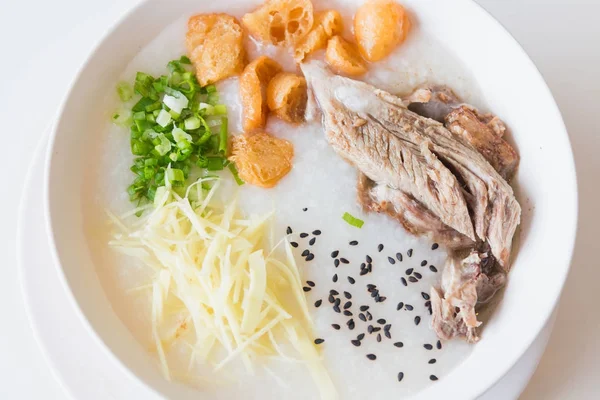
[45,0,577,399]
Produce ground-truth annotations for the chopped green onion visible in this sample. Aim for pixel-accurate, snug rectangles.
[163,90,189,114]
[198,102,214,115]
[205,84,217,93]
[172,127,192,143]
[132,97,155,112]
[206,157,224,171]
[117,82,133,102]
[213,104,227,115]
[156,109,172,127]
[154,135,172,156]
[179,55,191,64]
[167,168,185,182]
[228,163,244,185]
[342,212,364,228]
[219,117,228,155]
[184,116,201,130]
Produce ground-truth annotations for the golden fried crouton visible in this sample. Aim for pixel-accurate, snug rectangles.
[316,10,343,37]
[325,36,367,76]
[354,0,411,62]
[267,72,307,123]
[239,56,283,131]
[293,10,343,63]
[186,14,246,86]
[242,0,313,46]
[230,132,294,188]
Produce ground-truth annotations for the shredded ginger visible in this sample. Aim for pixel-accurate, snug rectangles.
[108,177,336,400]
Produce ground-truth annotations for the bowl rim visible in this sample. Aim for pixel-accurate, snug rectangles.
[43,0,579,399]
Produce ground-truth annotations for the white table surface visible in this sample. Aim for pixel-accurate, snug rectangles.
[1,0,598,398]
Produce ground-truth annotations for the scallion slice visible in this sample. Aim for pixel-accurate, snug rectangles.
[342,212,365,228]
[117,82,133,102]
[156,109,172,127]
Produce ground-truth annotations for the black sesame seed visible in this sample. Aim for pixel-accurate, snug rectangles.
[334,259,340,268]
[408,276,418,283]
[328,294,335,303]
[430,265,438,273]
[314,299,322,307]
[414,316,421,326]
[385,330,391,339]
[314,338,324,344]
[407,249,413,257]
[360,262,366,270]
[367,325,374,334]
[366,255,372,263]
[396,252,403,262]
[330,290,339,295]
[360,305,370,311]
[377,318,386,324]
[331,250,339,258]
[303,287,311,292]
[332,323,340,330]
[379,296,387,302]
[421,292,430,300]
[313,230,322,236]
[366,311,373,321]
[306,280,315,287]
[344,301,352,309]
[425,300,431,307]
[300,233,309,238]
[360,269,368,276]
[334,298,341,307]
[420,261,427,268]
[376,333,382,342]
[397,302,404,311]
[378,244,384,252]
[405,268,413,275]
[424,344,433,350]
[357,333,365,340]
[436,340,442,349]
[367,263,372,272]
[415,272,423,280]
[309,237,316,246]
[347,276,356,284]
[394,342,404,348]
[431,243,439,250]
[286,226,293,235]
[366,354,377,360]
[306,253,314,261]
[332,274,338,283]
[333,305,341,313]
[340,258,349,264]
[371,291,379,298]
[374,294,381,302]
[347,319,355,330]
[367,284,376,290]
[302,207,308,212]
[387,257,396,265]
[397,372,404,382]
[384,324,391,332]
[359,313,367,322]
[372,326,381,333]
[349,240,359,246]
[405,304,414,311]
[430,375,438,381]
[401,277,408,286]
[344,310,353,316]
[351,340,361,347]
[344,292,352,300]
[428,358,437,364]
[291,241,299,248]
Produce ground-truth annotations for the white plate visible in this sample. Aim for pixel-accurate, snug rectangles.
[20,131,555,400]
[43,0,577,398]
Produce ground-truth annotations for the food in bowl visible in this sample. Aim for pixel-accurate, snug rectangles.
[97,0,526,398]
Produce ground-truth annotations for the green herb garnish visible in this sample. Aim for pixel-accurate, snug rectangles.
[114,56,231,206]
[342,212,365,228]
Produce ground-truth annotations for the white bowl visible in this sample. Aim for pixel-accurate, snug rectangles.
[45,0,578,398]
